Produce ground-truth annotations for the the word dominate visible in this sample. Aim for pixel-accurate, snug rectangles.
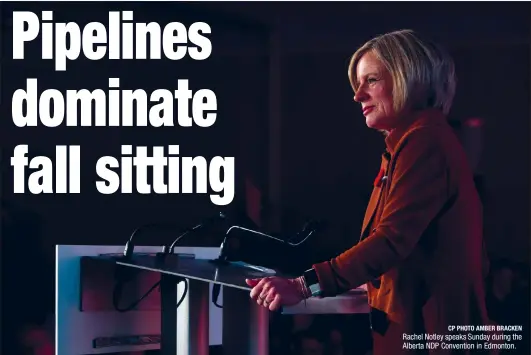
[12,78,217,128]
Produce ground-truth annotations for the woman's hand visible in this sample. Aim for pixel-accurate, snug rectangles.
[245,276,305,311]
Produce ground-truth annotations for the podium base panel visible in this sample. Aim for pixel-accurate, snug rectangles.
[177,278,210,355]
[161,275,210,355]
[222,287,269,355]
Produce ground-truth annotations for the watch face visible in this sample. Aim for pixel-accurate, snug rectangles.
[304,268,319,286]
[309,284,320,293]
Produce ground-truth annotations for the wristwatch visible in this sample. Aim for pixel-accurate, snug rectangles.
[302,267,322,297]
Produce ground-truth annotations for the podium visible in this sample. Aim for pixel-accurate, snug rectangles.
[89,253,277,355]
[56,245,369,355]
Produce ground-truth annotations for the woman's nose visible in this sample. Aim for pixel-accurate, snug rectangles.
[354,89,368,103]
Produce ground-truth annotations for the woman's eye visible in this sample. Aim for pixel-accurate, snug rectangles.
[367,77,378,84]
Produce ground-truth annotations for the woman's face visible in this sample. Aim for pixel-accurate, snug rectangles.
[353,51,398,131]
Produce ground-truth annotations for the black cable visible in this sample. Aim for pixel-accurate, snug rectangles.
[112,277,189,312]
[176,279,188,308]
[212,284,223,308]
[115,223,178,313]
[112,279,161,313]
[209,262,226,309]
[115,222,189,313]
[115,213,225,313]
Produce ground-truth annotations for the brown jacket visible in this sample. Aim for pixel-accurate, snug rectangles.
[313,109,492,354]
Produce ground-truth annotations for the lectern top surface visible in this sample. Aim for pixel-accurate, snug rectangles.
[90,254,290,291]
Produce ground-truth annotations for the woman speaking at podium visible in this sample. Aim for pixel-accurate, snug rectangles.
[246,30,491,354]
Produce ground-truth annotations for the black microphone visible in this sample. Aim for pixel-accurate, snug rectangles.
[123,222,160,260]
[222,219,326,257]
[210,219,325,309]
[122,212,226,260]
[215,219,325,270]
[161,212,227,255]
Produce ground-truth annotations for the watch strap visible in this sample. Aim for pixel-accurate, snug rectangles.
[302,267,322,297]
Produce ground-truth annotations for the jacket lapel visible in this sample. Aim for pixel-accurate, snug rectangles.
[360,154,389,240]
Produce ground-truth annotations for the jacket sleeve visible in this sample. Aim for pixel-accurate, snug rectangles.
[313,130,451,297]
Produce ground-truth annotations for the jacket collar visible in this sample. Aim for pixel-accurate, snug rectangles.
[384,108,448,156]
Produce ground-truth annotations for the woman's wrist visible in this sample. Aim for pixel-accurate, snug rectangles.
[291,276,312,299]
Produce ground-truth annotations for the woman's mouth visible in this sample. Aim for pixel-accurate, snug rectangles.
[363,106,375,115]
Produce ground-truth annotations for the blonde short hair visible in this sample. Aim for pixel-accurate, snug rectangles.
[348,29,456,115]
